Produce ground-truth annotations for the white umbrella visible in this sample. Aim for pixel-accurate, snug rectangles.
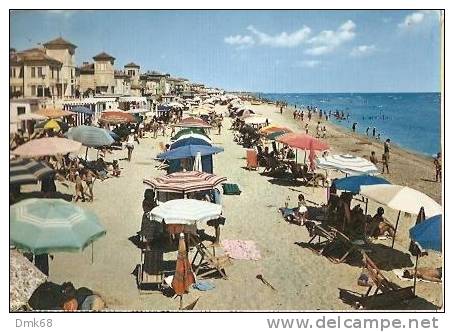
[149,199,222,225]
[126,108,150,114]
[359,184,442,247]
[193,152,203,172]
[172,133,212,144]
[243,116,267,125]
[316,154,379,176]
[17,113,47,121]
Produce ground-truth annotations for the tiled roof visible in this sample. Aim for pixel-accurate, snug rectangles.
[12,48,62,65]
[43,37,77,49]
[124,62,140,68]
[93,52,115,61]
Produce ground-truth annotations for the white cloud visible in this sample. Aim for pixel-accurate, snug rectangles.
[350,44,376,57]
[224,35,255,47]
[246,25,311,48]
[295,60,321,68]
[398,10,440,29]
[305,20,356,55]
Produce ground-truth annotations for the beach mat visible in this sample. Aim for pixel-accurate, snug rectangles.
[222,183,241,195]
[221,240,261,260]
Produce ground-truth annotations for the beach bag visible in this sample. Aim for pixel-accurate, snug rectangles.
[357,268,374,287]
[222,183,241,195]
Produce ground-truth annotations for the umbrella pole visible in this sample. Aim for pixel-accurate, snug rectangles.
[85,146,89,160]
[179,295,183,310]
[365,198,368,215]
[413,254,419,295]
[91,242,94,264]
[392,211,401,248]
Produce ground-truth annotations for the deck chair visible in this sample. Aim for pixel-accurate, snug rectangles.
[324,228,370,264]
[304,222,338,256]
[137,249,164,293]
[192,242,231,280]
[246,149,258,170]
[339,253,415,309]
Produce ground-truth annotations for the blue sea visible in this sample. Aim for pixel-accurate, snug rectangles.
[257,93,441,157]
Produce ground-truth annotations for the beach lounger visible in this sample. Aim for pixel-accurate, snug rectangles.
[192,242,231,280]
[246,149,258,170]
[324,228,370,264]
[304,222,338,256]
[137,249,164,293]
[339,253,415,309]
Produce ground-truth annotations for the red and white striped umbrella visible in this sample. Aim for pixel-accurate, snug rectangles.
[143,171,226,194]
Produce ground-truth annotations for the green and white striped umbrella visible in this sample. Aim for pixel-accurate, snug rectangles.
[10,199,106,255]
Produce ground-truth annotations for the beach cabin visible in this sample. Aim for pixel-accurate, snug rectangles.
[10,98,42,135]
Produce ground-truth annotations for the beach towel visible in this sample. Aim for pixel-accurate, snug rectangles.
[221,240,261,260]
[222,183,241,195]
[392,269,442,284]
[246,149,258,170]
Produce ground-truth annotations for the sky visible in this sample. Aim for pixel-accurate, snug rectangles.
[10,10,442,93]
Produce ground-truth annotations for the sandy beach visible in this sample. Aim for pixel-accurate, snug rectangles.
[18,102,442,311]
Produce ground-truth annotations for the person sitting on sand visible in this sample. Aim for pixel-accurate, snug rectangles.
[112,160,121,177]
[402,267,442,283]
[370,151,379,165]
[61,282,106,311]
[366,207,395,238]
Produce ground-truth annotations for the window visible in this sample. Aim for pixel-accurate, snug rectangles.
[31,85,37,96]
[17,107,26,115]
[37,67,43,77]
[31,67,36,78]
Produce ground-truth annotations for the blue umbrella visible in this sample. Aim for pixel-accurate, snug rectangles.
[333,175,390,194]
[409,214,442,252]
[105,129,120,141]
[171,137,211,149]
[157,145,224,160]
[66,125,115,147]
[71,106,94,115]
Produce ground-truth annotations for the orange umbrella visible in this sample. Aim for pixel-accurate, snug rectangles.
[259,125,292,134]
[276,132,329,151]
[12,137,82,157]
[36,108,75,119]
[172,233,195,309]
[99,111,135,124]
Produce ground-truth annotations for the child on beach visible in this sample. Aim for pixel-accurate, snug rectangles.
[370,151,379,165]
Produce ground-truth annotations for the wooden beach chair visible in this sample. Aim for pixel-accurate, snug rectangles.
[339,253,415,309]
[192,242,231,280]
[324,228,370,264]
[137,249,164,293]
[304,222,338,256]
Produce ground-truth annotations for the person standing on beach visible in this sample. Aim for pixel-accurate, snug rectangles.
[83,169,96,202]
[322,126,327,138]
[372,127,376,137]
[126,133,135,162]
[316,122,321,138]
[382,140,390,174]
[304,123,309,134]
[280,105,283,114]
[384,139,391,160]
[74,172,85,202]
[352,122,357,132]
[217,120,223,135]
[434,152,442,182]
[366,127,370,136]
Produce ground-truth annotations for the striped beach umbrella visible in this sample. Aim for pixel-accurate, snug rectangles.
[316,154,378,175]
[143,171,226,194]
[175,117,212,129]
[10,198,106,255]
[172,128,208,141]
[66,125,115,147]
[12,137,82,158]
[71,106,94,115]
[149,199,222,225]
[10,158,54,186]
[36,108,75,119]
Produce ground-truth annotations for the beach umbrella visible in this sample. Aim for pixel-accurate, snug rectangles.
[99,111,135,124]
[12,137,82,158]
[66,125,115,148]
[149,199,222,225]
[126,108,150,114]
[266,130,291,141]
[17,113,47,121]
[333,175,390,194]
[359,184,442,247]
[172,128,208,141]
[157,145,224,160]
[36,108,75,119]
[277,133,329,151]
[10,249,47,311]
[409,214,442,294]
[316,154,379,176]
[10,198,106,258]
[10,158,54,186]
[172,233,196,309]
[143,171,226,194]
[105,129,120,141]
[260,125,292,135]
[43,119,61,132]
[171,136,212,149]
[243,116,267,125]
[71,106,94,115]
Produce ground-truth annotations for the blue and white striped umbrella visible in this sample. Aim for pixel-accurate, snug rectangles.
[10,158,54,185]
[149,199,222,225]
[66,125,114,147]
[10,198,106,255]
[316,154,379,176]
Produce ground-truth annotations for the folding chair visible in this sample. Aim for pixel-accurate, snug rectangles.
[192,242,231,280]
